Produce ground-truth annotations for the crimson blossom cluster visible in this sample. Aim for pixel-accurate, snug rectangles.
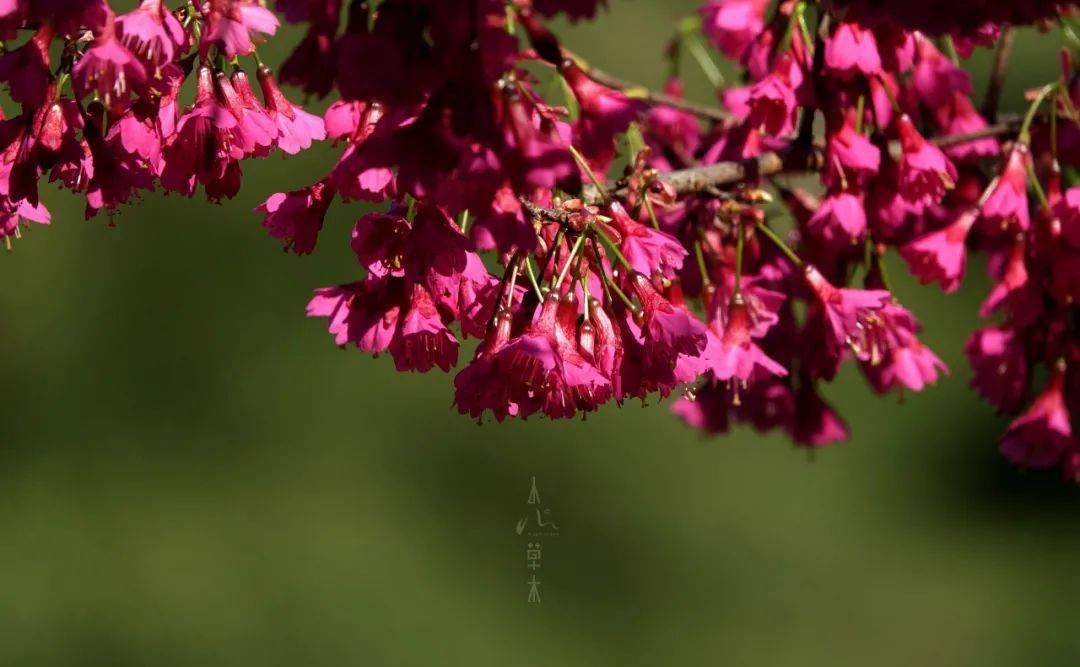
[3,1,1080,480]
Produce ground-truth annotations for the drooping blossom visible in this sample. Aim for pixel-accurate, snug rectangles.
[803,265,891,360]
[807,190,867,246]
[964,326,1030,414]
[699,0,770,61]
[793,381,849,447]
[824,21,882,79]
[202,0,279,58]
[1000,370,1074,469]
[390,282,459,373]
[980,144,1031,233]
[911,34,972,111]
[1057,187,1080,248]
[702,294,787,382]
[72,12,148,106]
[608,202,686,280]
[491,294,613,419]
[116,0,188,68]
[823,111,881,188]
[255,180,336,255]
[895,114,957,209]
[0,24,53,108]
[899,207,978,292]
[256,66,327,155]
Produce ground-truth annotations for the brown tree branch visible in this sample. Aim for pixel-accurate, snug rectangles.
[580,115,1023,204]
[981,28,1016,123]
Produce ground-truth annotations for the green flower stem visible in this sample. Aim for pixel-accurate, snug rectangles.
[554,233,586,289]
[755,222,804,268]
[591,224,633,272]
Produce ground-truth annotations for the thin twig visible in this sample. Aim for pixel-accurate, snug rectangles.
[933,116,1019,147]
[520,199,573,224]
[584,149,821,203]
[982,28,1016,123]
[565,50,728,123]
[581,115,1024,204]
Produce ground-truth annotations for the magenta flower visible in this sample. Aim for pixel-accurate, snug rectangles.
[106,99,166,174]
[1057,187,1080,248]
[255,180,335,255]
[389,282,459,373]
[900,207,978,292]
[332,144,397,202]
[804,265,891,361]
[493,295,613,419]
[793,381,848,448]
[911,34,972,111]
[280,26,336,98]
[306,279,400,353]
[644,79,703,163]
[979,240,1040,325]
[608,202,687,280]
[329,104,397,202]
[324,100,365,141]
[703,295,787,382]
[824,21,882,79]
[454,311,519,422]
[672,383,733,435]
[501,89,579,193]
[965,326,1030,414]
[823,111,881,188]
[699,0,770,61]
[218,70,278,159]
[408,205,502,340]
[116,0,188,68]
[630,272,708,368]
[980,144,1030,233]
[350,211,411,278]
[468,187,539,255]
[866,342,947,393]
[202,0,279,58]
[858,302,947,394]
[937,92,1000,162]
[709,275,785,340]
[587,299,626,398]
[807,190,868,246]
[1000,371,1074,469]
[0,24,53,108]
[743,68,798,137]
[72,13,147,106]
[876,27,915,73]
[562,62,642,170]
[896,114,957,209]
[257,66,327,155]
[0,197,49,240]
[160,66,240,199]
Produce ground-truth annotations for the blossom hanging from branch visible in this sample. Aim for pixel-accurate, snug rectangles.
[2,0,1080,482]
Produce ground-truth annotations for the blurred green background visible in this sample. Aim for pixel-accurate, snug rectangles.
[3,3,1079,666]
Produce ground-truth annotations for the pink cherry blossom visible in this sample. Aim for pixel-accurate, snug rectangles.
[256,66,327,155]
[824,21,882,79]
[699,0,770,61]
[255,180,335,255]
[1000,371,1075,469]
[900,207,978,292]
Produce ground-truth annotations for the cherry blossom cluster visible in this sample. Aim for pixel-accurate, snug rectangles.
[0,0,322,228]
[4,1,1080,481]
